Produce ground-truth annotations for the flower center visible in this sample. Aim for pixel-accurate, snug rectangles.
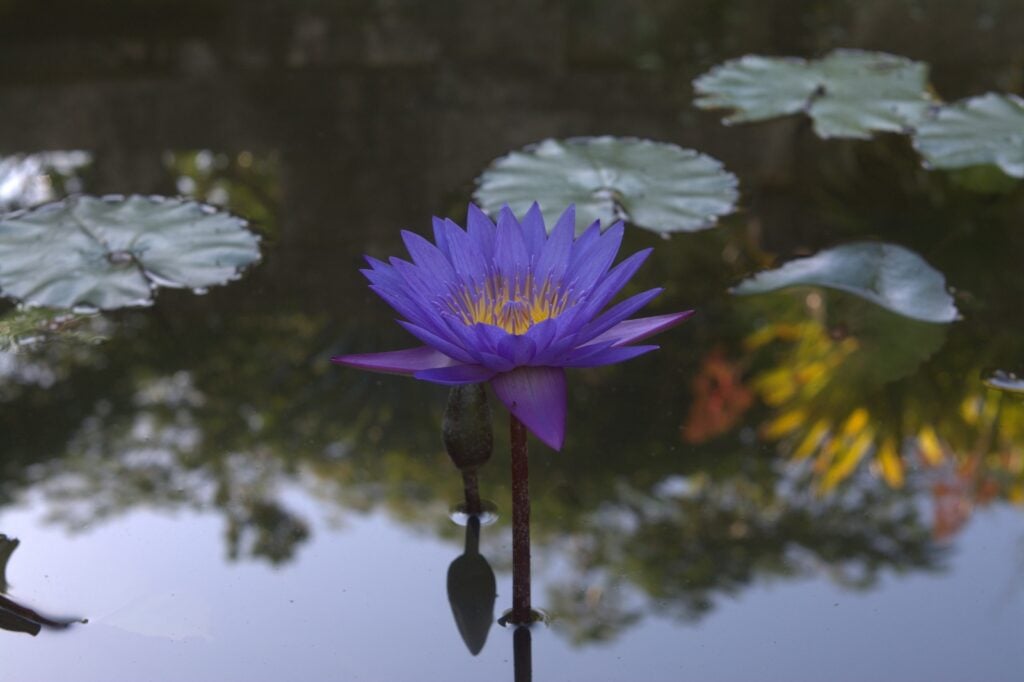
[448,273,571,335]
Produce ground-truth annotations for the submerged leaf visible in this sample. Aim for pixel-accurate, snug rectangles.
[694,49,933,139]
[732,242,957,323]
[474,137,738,235]
[0,195,261,310]
[912,93,1024,178]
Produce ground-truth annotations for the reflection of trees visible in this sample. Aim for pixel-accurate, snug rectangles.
[544,468,940,644]
[163,150,280,239]
[0,291,950,642]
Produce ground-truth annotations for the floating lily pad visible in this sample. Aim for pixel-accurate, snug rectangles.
[473,137,738,235]
[693,49,933,139]
[732,242,957,323]
[982,369,1024,395]
[912,93,1024,178]
[0,195,261,310]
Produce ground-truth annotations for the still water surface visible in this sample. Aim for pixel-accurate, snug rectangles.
[2,2,1024,680]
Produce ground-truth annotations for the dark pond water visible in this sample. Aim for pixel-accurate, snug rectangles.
[2,2,1024,680]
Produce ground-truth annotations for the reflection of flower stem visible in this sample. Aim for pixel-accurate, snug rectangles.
[510,415,531,625]
[462,469,482,516]
[514,623,533,682]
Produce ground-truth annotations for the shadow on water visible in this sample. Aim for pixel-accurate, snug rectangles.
[0,535,84,636]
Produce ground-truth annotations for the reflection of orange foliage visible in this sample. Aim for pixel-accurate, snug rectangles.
[931,450,1023,540]
[932,479,972,541]
[682,348,753,444]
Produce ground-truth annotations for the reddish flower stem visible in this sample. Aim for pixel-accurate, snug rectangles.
[513,622,533,682]
[509,415,531,625]
[461,468,482,516]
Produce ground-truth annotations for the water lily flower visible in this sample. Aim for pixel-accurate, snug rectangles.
[332,204,692,450]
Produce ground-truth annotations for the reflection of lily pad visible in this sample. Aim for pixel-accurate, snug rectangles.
[912,93,1024,178]
[473,137,738,235]
[831,297,949,386]
[694,50,933,139]
[732,242,957,323]
[0,195,261,310]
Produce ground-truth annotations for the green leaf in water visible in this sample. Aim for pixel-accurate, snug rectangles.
[693,49,934,139]
[473,137,738,235]
[732,242,957,323]
[0,195,261,310]
[982,369,1024,395]
[912,93,1024,178]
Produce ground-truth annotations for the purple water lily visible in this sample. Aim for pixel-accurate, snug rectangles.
[332,203,692,450]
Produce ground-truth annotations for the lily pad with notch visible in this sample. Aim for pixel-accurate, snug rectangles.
[912,93,1024,179]
[0,194,261,310]
[473,137,738,235]
[693,49,934,139]
[732,242,957,323]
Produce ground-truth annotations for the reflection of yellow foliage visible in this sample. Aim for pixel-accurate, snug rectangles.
[916,426,945,466]
[750,321,857,408]
[748,312,1024,512]
[875,439,905,488]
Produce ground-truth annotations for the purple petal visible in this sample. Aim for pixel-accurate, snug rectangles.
[575,287,663,343]
[495,206,530,277]
[414,363,497,385]
[332,346,457,375]
[523,317,559,355]
[520,202,547,254]
[573,248,652,323]
[491,366,567,451]
[389,257,445,302]
[367,284,434,330]
[568,222,624,293]
[562,344,659,368]
[586,311,695,347]
[397,320,476,364]
[567,220,601,268]
[432,217,451,258]
[401,230,456,282]
[444,220,490,285]
[466,204,496,257]
[497,333,537,365]
[535,205,576,285]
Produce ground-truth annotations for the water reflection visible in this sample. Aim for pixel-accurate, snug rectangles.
[742,289,1024,526]
[0,296,1003,642]
[446,516,496,656]
[1,4,1023,675]
[0,152,91,211]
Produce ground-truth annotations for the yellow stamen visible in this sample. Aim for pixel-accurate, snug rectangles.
[448,272,571,335]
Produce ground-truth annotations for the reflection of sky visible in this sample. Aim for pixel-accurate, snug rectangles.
[0,152,90,209]
[2,487,1021,682]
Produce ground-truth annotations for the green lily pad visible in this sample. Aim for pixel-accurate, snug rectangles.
[912,93,1024,178]
[693,49,933,139]
[982,369,1024,395]
[0,195,261,310]
[732,242,957,323]
[473,137,738,235]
